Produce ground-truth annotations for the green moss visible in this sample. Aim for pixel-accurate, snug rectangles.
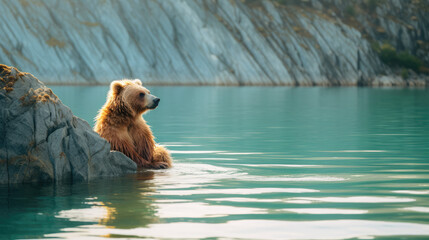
[397,51,423,72]
[273,0,301,5]
[365,0,381,10]
[401,68,409,79]
[379,43,397,66]
[345,5,356,17]
[373,42,425,73]
[363,0,388,13]
[370,40,381,53]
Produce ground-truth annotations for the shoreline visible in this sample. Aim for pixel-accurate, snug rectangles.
[45,81,429,88]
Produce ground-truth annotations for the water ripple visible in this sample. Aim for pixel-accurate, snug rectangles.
[206,197,282,203]
[224,164,322,168]
[285,196,416,203]
[281,208,368,214]
[240,175,347,182]
[149,163,243,189]
[169,150,225,154]
[320,150,387,153]
[156,202,267,218]
[402,207,429,213]
[157,188,319,196]
[217,152,264,155]
[56,220,429,239]
[392,190,429,195]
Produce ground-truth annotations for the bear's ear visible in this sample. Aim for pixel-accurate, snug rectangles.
[133,79,142,86]
[110,80,124,96]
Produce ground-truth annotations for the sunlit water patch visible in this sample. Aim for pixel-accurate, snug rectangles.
[44,220,429,240]
[1,86,429,239]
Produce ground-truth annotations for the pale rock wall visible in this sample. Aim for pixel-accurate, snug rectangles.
[0,0,427,85]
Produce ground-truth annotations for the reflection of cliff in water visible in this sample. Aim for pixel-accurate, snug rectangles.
[0,171,157,239]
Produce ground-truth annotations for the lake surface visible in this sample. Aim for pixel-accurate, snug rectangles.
[1,86,429,239]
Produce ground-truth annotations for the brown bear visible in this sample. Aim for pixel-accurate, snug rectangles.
[94,79,172,169]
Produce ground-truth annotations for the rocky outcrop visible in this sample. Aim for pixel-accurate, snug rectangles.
[0,0,427,86]
[308,0,429,86]
[316,0,429,65]
[0,64,136,184]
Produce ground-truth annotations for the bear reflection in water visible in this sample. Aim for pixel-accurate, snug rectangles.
[94,79,172,169]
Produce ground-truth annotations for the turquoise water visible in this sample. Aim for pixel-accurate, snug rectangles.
[1,86,429,239]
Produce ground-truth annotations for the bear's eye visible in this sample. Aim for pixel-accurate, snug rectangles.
[139,92,145,98]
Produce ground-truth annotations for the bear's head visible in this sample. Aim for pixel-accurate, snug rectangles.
[109,79,160,115]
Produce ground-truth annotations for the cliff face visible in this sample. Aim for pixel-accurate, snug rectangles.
[0,0,427,86]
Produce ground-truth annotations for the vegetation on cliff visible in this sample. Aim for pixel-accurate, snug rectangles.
[0,0,427,86]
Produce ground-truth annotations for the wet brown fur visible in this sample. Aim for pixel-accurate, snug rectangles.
[94,79,172,169]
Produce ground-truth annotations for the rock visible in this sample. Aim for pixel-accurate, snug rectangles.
[0,0,427,86]
[0,64,136,184]
[372,75,404,87]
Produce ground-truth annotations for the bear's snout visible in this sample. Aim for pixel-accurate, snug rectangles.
[148,96,160,109]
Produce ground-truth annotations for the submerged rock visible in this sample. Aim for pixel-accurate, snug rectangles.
[0,64,136,184]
